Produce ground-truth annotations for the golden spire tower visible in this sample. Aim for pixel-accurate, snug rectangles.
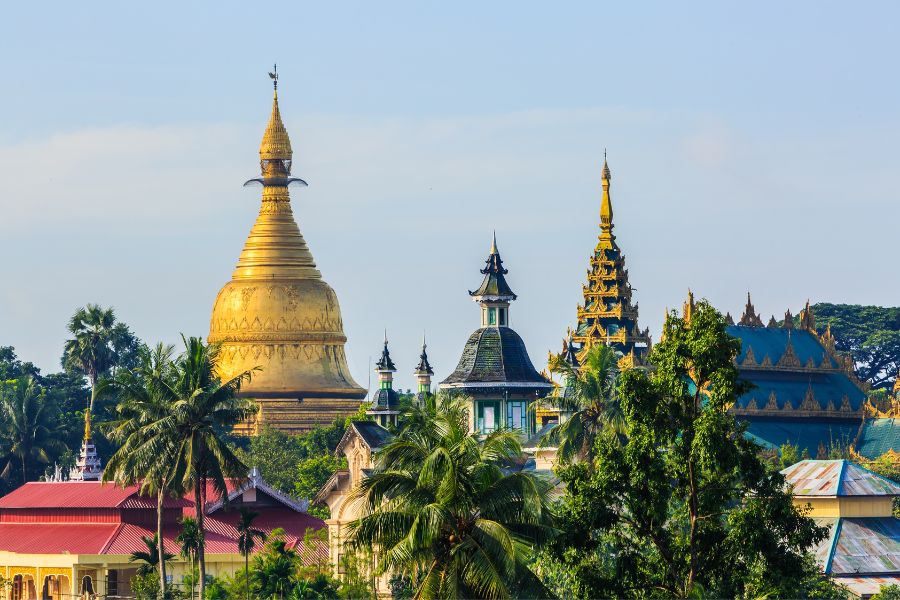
[209,70,365,434]
[566,156,651,368]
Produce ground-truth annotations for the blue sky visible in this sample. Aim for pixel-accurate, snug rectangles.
[1,2,898,391]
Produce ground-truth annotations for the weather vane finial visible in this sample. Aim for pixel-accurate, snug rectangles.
[268,64,278,90]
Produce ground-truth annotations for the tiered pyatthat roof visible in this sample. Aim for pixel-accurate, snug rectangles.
[469,233,517,301]
[566,158,651,368]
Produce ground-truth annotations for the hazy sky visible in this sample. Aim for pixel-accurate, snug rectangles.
[1,2,898,392]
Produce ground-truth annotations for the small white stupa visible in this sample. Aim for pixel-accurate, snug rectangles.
[70,410,102,481]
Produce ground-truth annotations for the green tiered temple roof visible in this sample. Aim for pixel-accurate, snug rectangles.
[566,158,651,369]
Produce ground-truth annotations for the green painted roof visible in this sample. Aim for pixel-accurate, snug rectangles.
[856,418,900,460]
[742,417,860,457]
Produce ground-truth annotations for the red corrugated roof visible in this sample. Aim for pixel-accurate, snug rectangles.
[0,523,120,554]
[0,482,189,509]
[0,507,326,563]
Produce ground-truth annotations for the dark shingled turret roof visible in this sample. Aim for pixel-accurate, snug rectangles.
[441,327,551,389]
[375,340,396,371]
[469,235,516,300]
[415,343,434,375]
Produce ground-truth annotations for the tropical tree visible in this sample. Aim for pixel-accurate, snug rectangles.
[347,393,556,599]
[102,343,179,600]
[150,336,257,599]
[541,300,844,598]
[63,304,141,414]
[0,376,65,484]
[129,534,174,577]
[811,303,900,390]
[236,507,266,600]
[251,528,300,599]
[543,343,622,463]
[176,516,201,599]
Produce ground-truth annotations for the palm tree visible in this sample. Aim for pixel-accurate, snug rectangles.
[543,343,622,463]
[0,377,65,484]
[176,517,201,599]
[151,336,257,599]
[129,534,174,577]
[251,528,300,599]
[236,507,266,600]
[102,343,178,600]
[348,394,556,599]
[63,304,133,414]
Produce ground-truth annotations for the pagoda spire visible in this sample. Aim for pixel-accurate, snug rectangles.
[598,155,615,249]
[70,410,102,481]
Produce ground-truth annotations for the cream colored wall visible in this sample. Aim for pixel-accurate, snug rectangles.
[794,496,895,517]
[1,551,264,598]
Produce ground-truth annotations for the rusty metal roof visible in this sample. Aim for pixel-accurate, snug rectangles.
[781,460,900,497]
[822,518,900,576]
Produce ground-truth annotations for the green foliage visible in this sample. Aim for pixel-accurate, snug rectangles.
[234,420,348,519]
[860,451,900,517]
[347,393,556,599]
[63,303,143,415]
[130,571,186,600]
[128,534,174,577]
[874,584,900,600]
[779,442,801,469]
[296,453,346,519]
[544,343,622,463]
[812,303,900,390]
[542,300,844,598]
[0,376,66,484]
[336,552,375,600]
[251,528,301,597]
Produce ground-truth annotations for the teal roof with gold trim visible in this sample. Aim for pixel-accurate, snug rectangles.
[726,325,866,415]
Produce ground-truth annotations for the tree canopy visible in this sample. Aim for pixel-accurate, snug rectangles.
[811,303,900,390]
[540,300,844,598]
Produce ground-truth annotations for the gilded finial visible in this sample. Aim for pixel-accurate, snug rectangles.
[490,230,498,254]
[599,154,615,245]
[84,409,92,442]
[260,67,292,162]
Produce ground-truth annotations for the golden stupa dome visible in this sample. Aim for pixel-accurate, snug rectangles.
[209,79,364,426]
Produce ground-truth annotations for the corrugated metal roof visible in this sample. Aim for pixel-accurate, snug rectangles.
[0,482,189,509]
[830,518,900,575]
[782,460,900,497]
[0,523,119,554]
[857,419,900,460]
[834,575,900,597]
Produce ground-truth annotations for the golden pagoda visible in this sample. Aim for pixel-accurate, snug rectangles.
[209,71,365,434]
[565,157,651,368]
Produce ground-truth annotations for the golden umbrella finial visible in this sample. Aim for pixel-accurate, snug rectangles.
[260,64,292,162]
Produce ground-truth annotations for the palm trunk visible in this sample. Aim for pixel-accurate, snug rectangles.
[190,553,195,600]
[21,455,27,485]
[194,482,206,599]
[157,487,167,600]
[245,553,249,600]
[88,373,97,414]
